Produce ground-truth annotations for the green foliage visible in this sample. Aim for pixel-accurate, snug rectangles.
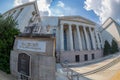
[103,40,119,56]
[0,15,20,73]
[111,39,119,53]
[103,40,111,56]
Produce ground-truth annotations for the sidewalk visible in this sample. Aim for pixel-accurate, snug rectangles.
[0,70,17,80]
[56,64,68,80]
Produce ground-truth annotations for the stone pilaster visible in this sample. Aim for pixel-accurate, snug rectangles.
[60,24,64,51]
[89,27,96,50]
[76,25,83,51]
[83,27,90,50]
[69,24,73,51]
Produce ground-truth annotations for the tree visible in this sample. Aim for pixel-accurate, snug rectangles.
[111,39,119,53]
[103,40,111,56]
[0,15,20,73]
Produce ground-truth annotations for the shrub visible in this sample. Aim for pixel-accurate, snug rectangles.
[103,40,111,56]
[111,39,119,53]
[0,15,20,73]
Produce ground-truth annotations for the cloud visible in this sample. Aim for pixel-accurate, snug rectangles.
[14,0,34,6]
[84,0,120,24]
[14,0,52,16]
[50,1,77,16]
[57,1,64,8]
[14,0,77,16]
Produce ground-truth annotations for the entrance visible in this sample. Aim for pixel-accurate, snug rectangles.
[75,55,80,62]
[18,53,30,80]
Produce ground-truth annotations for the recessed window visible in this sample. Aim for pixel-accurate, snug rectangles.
[20,8,24,11]
[92,54,95,60]
[84,54,88,61]
[53,29,56,36]
[75,55,80,62]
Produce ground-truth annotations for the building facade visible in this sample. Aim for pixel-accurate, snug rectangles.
[100,18,120,50]
[3,1,40,32]
[56,17,103,63]
[3,1,103,63]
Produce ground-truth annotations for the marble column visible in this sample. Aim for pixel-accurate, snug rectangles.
[95,30,101,49]
[60,24,64,51]
[83,26,90,50]
[69,24,74,51]
[76,25,83,51]
[89,27,96,50]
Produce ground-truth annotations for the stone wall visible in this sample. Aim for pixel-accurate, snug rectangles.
[10,36,56,80]
[59,50,103,63]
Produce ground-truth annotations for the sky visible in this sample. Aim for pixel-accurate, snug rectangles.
[0,0,120,24]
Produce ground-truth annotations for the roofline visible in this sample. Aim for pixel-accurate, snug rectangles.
[59,16,96,24]
[3,1,36,15]
[40,15,96,25]
[101,17,113,26]
[102,17,120,27]
[100,17,120,32]
[58,16,96,25]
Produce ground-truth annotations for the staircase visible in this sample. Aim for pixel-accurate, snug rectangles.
[64,54,120,80]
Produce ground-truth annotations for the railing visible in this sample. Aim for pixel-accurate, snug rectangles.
[63,55,120,80]
[18,73,31,80]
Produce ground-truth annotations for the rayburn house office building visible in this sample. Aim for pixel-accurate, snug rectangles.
[3,1,103,63]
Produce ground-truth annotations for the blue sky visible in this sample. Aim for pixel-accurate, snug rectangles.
[50,0,99,23]
[0,0,14,13]
[0,0,99,23]
[0,0,120,24]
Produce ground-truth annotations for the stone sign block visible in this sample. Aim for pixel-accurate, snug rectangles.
[10,34,56,80]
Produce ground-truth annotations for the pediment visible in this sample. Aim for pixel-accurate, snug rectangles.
[59,16,96,25]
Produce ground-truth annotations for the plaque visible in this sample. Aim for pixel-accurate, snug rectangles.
[17,40,46,52]
[18,53,30,76]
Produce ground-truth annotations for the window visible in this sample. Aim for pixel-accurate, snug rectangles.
[33,26,40,33]
[14,8,24,20]
[75,55,80,62]
[92,54,95,60]
[12,10,16,16]
[20,8,24,11]
[24,27,31,33]
[53,29,56,36]
[84,54,88,61]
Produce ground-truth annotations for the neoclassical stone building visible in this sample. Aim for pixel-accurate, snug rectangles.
[3,1,103,63]
[56,17,103,62]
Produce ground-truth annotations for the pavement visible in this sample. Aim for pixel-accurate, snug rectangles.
[0,70,17,80]
[110,70,120,80]
[0,52,120,80]
[68,52,120,80]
